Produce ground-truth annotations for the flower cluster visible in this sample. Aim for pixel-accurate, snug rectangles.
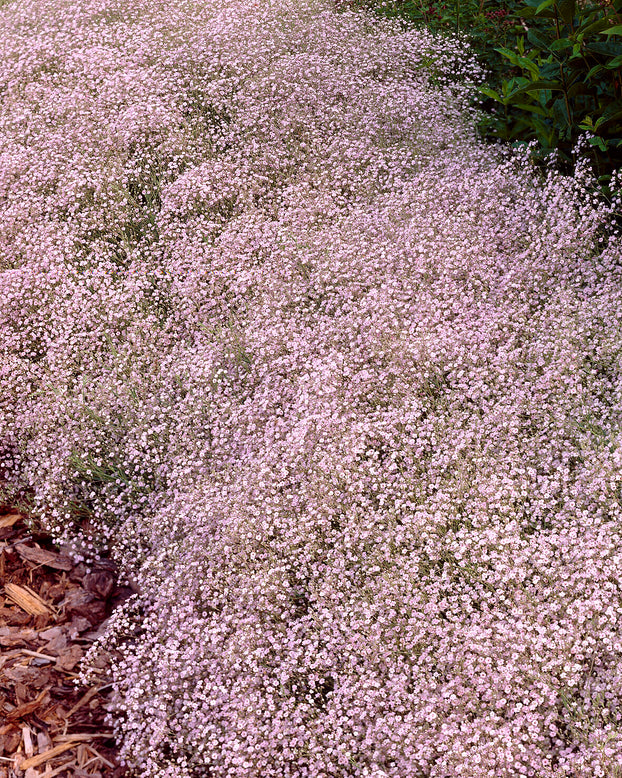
[1,0,621,776]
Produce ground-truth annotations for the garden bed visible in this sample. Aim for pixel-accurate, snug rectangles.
[0,508,129,777]
[1,0,621,775]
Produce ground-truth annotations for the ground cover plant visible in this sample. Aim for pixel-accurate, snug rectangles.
[1,0,622,775]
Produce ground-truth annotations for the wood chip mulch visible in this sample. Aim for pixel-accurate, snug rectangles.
[0,507,132,777]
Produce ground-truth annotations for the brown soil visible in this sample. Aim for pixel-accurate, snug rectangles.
[0,507,131,777]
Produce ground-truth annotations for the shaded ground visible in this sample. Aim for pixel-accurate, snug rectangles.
[0,508,129,777]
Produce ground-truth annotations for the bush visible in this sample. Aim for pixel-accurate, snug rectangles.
[348,0,622,201]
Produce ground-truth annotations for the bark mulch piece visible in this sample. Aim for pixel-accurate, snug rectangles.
[0,507,132,777]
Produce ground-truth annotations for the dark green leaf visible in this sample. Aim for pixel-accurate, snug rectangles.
[494,46,520,64]
[549,38,573,51]
[586,64,605,79]
[519,56,542,78]
[534,8,558,18]
[551,97,571,128]
[478,86,504,102]
[536,0,555,13]
[540,62,563,79]
[509,79,564,96]
[595,105,622,127]
[512,102,550,115]
[584,41,622,56]
[567,81,595,97]
[588,136,608,150]
[579,17,616,36]
[528,28,552,49]
[531,117,557,144]
[557,0,576,25]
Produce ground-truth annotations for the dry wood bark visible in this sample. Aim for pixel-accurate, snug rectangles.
[0,508,131,777]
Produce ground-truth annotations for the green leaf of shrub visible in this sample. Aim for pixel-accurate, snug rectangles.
[580,18,615,36]
[585,41,622,56]
[520,57,541,79]
[595,104,622,128]
[589,136,608,150]
[513,102,550,116]
[539,61,562,79]
[536,0,555,13]
[557,0,576,25]
[549,38,573,52]
[567,81,594,97]
[528,28,552,49]
[494,46,520,64]
[477,86,504,102]
[552,97,571,128]
[509,79,564,96]
[586,64,604,78]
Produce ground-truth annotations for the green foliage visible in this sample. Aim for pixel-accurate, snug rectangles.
[486,0,622,179]
[343,0,524,42]
[346,0,622,199]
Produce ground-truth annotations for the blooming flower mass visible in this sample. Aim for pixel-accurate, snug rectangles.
[0,0,621,775]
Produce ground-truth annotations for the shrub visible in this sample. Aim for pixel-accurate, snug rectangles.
[351,0,622,199]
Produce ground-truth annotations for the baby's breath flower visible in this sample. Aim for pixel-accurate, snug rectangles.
[1,0,621,775]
